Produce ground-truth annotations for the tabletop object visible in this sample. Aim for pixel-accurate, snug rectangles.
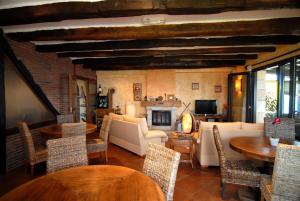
[0,165,165,201]
[39,123,97,138]
[168,132,195,168]
[229,136,292,162]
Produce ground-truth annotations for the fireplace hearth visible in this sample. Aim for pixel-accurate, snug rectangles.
[152,110,171,126]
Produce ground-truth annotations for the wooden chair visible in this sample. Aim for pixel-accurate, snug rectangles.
[47,135,88,173]
[212,125,261,198]
[260,144,300,201]
[143,143,181,201]
[264,117,295,140]
[56,114,74,124]
[17,121,47,176]
[87,115,112,163]
[62,122,86,138]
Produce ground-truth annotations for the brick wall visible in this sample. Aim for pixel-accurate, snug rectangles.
[6,40,96,172]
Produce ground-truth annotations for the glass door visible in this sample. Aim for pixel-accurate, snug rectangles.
[228,72,251,122]
[294,58,300,140]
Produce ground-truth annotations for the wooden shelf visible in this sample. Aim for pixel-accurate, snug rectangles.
[141,100,181,107]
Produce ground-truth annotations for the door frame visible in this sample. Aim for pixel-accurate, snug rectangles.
[228,72,252,122]
[0,47,6,175]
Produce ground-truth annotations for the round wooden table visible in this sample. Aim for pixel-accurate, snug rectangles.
[229,136,292,163]
[0,165,165,201]
[39,123,97,138]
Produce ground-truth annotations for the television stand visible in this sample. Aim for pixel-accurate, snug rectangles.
[194,114,225,122]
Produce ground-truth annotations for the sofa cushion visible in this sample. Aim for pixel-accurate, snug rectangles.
[109,113,124,121]
[123,115,149,136]
[146,130,167,139]
[241,122,264,131]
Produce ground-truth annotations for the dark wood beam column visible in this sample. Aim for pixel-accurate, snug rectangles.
[58,47,275,58]
[0,30,6,175]
[7,18,300,41]
[0,0,298,26]
[35,35,300,52]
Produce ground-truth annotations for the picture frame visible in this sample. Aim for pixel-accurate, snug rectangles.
[133,83,142,101]
[192,83,199,90]
[214,85,222,93]
[97,95,108,108]
[167,94,175,101]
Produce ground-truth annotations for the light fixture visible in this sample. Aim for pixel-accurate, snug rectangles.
[235,79,242,93]
[125,102,136,117]
[182,113,192,133]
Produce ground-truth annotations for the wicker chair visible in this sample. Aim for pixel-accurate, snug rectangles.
[260,144,300,201]
[143,143,181,201]
[47,135,88,173]
[62,122,86,138]
[87,115,112,163]
[212,125,261,198]
[56,114,74,124]
[264,117,295,140]
[17,121,47,176]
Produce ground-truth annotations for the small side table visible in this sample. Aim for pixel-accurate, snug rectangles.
[168,132,195,168]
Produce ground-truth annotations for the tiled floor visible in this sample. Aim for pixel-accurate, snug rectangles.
[0,136,241,201]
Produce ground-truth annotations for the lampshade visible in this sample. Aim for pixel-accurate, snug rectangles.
[182,113,192,133]
[125,102,136,117]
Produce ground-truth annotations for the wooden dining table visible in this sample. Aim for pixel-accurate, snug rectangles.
[39,123,97,138]
[229,136,292,163]
[0,165,165,201]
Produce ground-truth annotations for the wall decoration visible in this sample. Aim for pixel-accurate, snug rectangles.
[167,94,175,101]
[214,85,222,93]
[133,83,142,101]
[192,83,199,90]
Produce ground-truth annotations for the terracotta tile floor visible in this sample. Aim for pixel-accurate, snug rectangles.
[0,136,242,201]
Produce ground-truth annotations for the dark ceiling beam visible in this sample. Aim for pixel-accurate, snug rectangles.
[0,0,298,26]
[35,35,300,52]
[7,18,300,41]
[84,60,245,70]
[72,54,256,65]
[58,47,276,58]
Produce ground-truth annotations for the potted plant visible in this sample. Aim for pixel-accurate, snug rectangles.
[269,117,281,146]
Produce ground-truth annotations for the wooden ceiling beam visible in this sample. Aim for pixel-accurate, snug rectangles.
[35,35,300,52]
[72,55,256,65]
[7,18,300,41]
[58,47,275,58]
[0,0,298,26]
[84,60,245,70]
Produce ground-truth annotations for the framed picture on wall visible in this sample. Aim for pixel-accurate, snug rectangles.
[133,83,142,101]
[97,95,108,108]
[214,85,222,93]
[192,83,199,90]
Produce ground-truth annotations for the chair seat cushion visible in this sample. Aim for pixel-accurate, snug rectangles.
[223,160,261,187]
[86,138,107,153]
[33,145,48,164]
[260,174,272,201]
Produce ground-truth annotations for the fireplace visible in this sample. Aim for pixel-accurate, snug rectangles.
[152,110,171,126]
[146,106,177,130]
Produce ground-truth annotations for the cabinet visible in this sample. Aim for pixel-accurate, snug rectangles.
[194,114,225,122]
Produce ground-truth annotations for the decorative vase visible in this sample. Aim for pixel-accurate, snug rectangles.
[269,137,279,146]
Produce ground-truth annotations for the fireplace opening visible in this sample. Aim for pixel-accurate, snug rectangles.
[152,110,171,126]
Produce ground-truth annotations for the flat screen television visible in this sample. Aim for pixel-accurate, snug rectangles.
[195,100,217,115]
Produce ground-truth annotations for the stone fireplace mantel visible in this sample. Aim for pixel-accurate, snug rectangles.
[146,106,177,130]
[141,100,181,107]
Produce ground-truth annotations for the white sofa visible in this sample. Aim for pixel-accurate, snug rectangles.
[194,121,264,167]
[108,113,168,156]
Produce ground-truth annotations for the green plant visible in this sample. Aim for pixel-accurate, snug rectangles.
[265,92,277,116]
